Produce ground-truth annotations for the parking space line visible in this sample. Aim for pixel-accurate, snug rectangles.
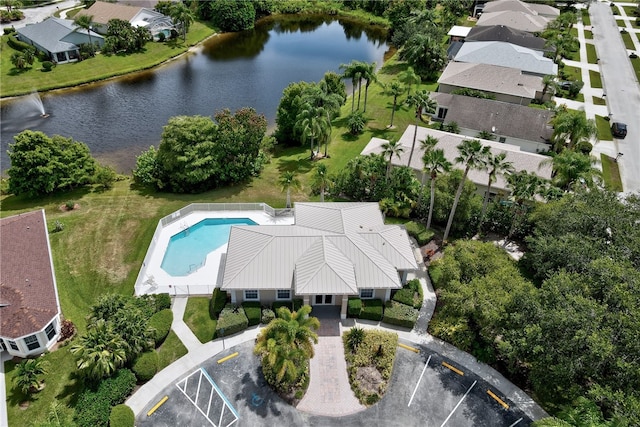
[439,380,477,427]
[442,361,464,376]
[487,389,509,410]
[147,396,168,417]
[508,418,523,427]
[408,355,431,407]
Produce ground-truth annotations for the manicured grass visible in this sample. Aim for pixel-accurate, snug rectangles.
[600,153,623,192]
[570,28,578,38]
[621,31,636,50]
[596,115,613,141]
[617,19,626,27]
[589,70,603,88]
[584,30,593,40]
[0,22,216,97]
[157,330,188,370]
[575,92,585,103]
[562,65,582,81]
[623,6,638,17]
[184,297,217,343]
[582,9,591,26]
[593,96,606,106]
[631,56,640,82]
[564,47,580,61]
[586,43,598,64]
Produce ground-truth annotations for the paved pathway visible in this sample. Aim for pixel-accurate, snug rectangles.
[0,0,80,31]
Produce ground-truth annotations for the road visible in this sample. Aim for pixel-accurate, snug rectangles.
[0,0,80,31]
[591,1,640,193]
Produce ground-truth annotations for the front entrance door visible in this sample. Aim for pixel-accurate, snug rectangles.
[314,294,333,305]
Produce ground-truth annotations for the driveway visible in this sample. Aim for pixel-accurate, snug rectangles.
[0,0,80,31]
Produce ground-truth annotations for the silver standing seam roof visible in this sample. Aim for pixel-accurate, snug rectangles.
[16,17,102,54]
[453,41,557,76]
[221,203,418,295]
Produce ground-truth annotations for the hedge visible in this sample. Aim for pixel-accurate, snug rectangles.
[7,34,33,52]
[74,369,136,427]
[360,299,383,321]
[261,308,275,324]
[216,304,249,337]
[242,301,261,326]
[272,298,303,314]
[132,350,159,382]
[404,221,434,246]
[148,308,173,346]
[347,297,362,317]
[153,293,172,311]
[392,279,423,309]
[109,405,134,427]
[383,301,419,328]
[209,289,228,318]
[132,293,170,320]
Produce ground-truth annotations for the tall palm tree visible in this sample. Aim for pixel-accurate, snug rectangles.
[417,135,439,204]
[295,103,329,160]
[406,90,437,167]
[505,170,544,245]
[303,82,342,157]
[443,139,490,242]
[340,61,361,113]
[380,80,405,128]
[266,306,320,358]
[551,109,597,152]
[541,150,601,191]
[381,139,404,183]
[14,358,49,396]
[279,171,300,209]
[170,2,195,42]
[70,319,127,380]
[73,15,95,56]
[479,152,514,230]
[313,163,330,202]
[398,66,421,97]
[422,149,451,229]
[362,62,377,113]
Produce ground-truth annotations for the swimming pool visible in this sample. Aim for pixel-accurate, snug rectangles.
[161,218,256,276]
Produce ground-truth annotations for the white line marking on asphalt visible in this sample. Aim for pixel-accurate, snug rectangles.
[408,355,431,407]
[440,380,477,427]
[509,418,523,427]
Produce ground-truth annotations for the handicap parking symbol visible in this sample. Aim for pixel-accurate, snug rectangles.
[251,393,264,407]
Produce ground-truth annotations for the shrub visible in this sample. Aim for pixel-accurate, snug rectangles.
[392,279,423,309]
[74,369,136,427]
[215,304,248,337]
[404,221,434,246]
[153,293,172,312]
[132,350,159,382]
[209,289,228,318]
[360,299,383,321]
[272,298,303,314]
[346,327,365,351]
[383,301,419,328]
[42,61,53,71]
[241,301,261,326]
[3,27,16,35]
[148,308,172,346]
[109,404,134,427]
[65,200,75,210]
[347,298,362,317]
[59,319,76,341]
[7,35,32,52]
[347,111,366,135]
[261,308,275,324]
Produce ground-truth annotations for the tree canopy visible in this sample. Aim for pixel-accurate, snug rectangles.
[211,0,256,32]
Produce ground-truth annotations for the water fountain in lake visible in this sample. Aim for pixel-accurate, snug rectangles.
[28,91,48,117]
[0,91,50,135]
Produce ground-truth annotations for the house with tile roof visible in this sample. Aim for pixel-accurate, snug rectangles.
[361,126,553,198]
[465,25,548,52]
[0,210,62,358]
[76,1,174,40]
[220,203,419,319]
[452,41,557,76]
[476,10,549,33]
[482,0,560,19]
[430,93,554,153]
[16,17,104,64]
[437,62,545,105]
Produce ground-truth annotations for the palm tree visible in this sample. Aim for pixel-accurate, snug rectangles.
[312,163,330,202]
[381,139,404,183]
[541,150,601,191]
[303,82,342,157]
[541,74,557,98]
[14,358,49,396]
[505,170,545,245]
[551,110,597,151]
[340,61,361,113]
[295,103,329,160]
[406,90,437,167]
[170,2,195,42]
[479,152,514,230]
[74,15,95,56]
[380,80,405,128]
[70,319,127,380]
[398,66,421,97]
[443,139,490,242]
[265,306,320,358]
[279,171,300,209]
[417,135,439,204]
[111,308,155,362]
[422,149,451,229]
[362,62,377,113]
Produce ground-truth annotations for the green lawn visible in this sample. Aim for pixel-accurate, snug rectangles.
[586,43,598,64]
[562,65,582,81]
[0,22,216,97]
[600,154,623,192]
[184,297,217,343]
[593,96,606,106]
[157,331,188,370]
[632,56,640,82]
[589,70,603,88]
[584,30,593,40]
[596,115,613,141]
[621,31,636,50]
[623,6,638,17]
[582,9,591,26]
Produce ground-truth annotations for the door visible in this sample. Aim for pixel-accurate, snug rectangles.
[314,295,333,305]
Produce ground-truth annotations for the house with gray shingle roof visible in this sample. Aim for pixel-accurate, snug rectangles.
[437,62,545,105]
[16,17,104,64]
[482,0,559,19]
[0,210,62,358]
[452,41,557,76]
[220,203,418,319]
[465,25,549,52]
[476,10,549,33]
[430,92,554,153]
[361,126,553,198]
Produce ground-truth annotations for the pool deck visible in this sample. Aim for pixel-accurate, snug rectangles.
[136,210,295,296]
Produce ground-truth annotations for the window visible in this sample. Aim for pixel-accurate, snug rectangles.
[244,290,259,301]
[359,289,374,299]
[45,321,57,340]
[24,335,40,351]
[437,107,448,120]
[276,289,291,300]
[9,341,18,351]
[498,137,506,143]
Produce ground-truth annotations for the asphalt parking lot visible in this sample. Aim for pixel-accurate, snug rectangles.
[136,340,532,427]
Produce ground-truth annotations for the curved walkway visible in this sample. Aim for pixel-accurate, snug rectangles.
[126,244,548,422]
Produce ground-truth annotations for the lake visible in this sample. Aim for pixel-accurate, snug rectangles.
[0,16,389,174]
